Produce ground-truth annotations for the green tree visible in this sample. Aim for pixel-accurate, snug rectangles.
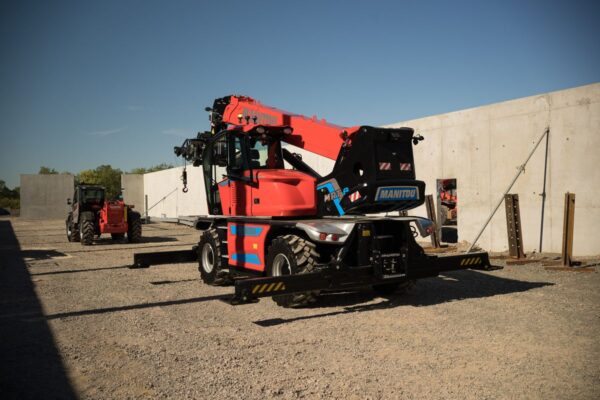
[0,180,20,209]
[77,165,123,199]
[129,163,173,174]
[39,166,58,174]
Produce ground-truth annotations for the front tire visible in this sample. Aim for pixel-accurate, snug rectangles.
[66,217,80,242]
[266,234,320,308]
[127,214,142,243]
[198,229,229,285]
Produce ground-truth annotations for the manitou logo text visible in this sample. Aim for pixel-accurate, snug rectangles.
[375,186,419,202]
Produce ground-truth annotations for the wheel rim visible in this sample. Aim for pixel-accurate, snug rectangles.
[201,243,214,273]
[272,254,292,276]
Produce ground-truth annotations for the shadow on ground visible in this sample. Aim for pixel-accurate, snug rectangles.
[0,221,78,399]
[254,270,553,327]
[20,249,68,261]
[92,236,178,245]
[18,266,552,331]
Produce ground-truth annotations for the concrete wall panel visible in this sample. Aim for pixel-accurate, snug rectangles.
[20,174,74,219]
[121,174,144,210]
[386,83,600,255]
[143,166,207,218]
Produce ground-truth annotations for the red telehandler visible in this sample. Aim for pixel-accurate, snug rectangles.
[133,95,494,307]
[66,184,142,245]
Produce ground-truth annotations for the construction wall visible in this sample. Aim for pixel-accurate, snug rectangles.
[20,174,74,219]
[385,83,600,256]
[121,174,144,210]
[142,166,207,218]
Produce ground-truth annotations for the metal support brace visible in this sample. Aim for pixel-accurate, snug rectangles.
[467,127,550,253]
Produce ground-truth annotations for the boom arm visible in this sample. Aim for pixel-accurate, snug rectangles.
[210,95,355,160]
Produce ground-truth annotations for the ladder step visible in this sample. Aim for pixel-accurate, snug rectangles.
[374,235,394,239]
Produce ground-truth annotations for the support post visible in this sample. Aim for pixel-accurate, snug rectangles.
[144,194,149,223]
[504,194,525,258]
[425,194,440,248]
[561,192,575,266]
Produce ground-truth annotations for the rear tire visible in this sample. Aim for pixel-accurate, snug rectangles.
[198,228,229,285]
[127,216,142,243]
[80,219,94,246]
[266,234,320,308]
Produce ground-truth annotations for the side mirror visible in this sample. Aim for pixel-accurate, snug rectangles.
[67,198,72,205]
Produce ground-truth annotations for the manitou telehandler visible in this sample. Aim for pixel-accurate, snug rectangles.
[66,184,142,245]
[133,95,494,307]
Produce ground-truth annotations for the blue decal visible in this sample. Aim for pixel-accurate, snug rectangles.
[230,253,261,265]
[218,180,229,187]
[316,182,345,216]
[375,186,419,202]
[230,225,263,237]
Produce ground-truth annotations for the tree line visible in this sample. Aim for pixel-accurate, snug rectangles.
[0,163,173,210]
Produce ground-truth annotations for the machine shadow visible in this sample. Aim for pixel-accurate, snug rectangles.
[92,236,178,245]
[253,269,553,327]
[41,294,230,321]
[20,249,68,261]
[0,221,78,399]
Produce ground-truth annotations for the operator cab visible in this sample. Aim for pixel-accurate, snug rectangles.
[202,126,317,217]
[71,185,105,212]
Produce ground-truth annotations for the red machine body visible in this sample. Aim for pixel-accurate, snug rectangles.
[226,222,271,272]
[98,200,128,234]
[217,170,317,217]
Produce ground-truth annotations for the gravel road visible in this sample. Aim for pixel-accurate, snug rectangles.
[1,217,598,399]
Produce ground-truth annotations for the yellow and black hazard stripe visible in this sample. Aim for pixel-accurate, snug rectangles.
[460,257,482,266]
[251,281,286,294]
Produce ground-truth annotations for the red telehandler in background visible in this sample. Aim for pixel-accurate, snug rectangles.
[133,95,494,307]
[66,184,142,245]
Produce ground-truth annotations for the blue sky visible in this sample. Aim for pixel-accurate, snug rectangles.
[1,0,598,188]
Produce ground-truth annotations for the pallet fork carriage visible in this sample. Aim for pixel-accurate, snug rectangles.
[132,95,497,307]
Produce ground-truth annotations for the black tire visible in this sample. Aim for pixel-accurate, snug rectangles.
[127,215,142,243]
[373,280,416,297]
[80,218,94,246]
[111,233,125,240]
[66,217,80,242]
[266,234,320,308]
[198,228,230,285]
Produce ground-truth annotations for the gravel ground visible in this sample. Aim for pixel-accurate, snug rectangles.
[1,217,599,399]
